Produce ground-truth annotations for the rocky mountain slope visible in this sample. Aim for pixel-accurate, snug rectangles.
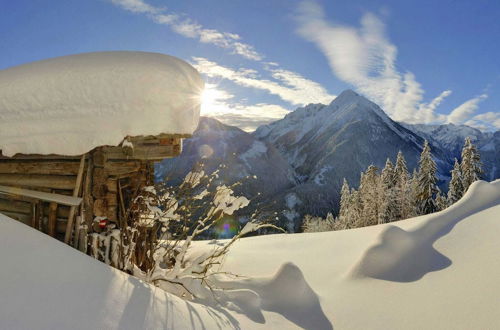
[157,90,499,231]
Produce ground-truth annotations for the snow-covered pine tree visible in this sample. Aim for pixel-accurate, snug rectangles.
[460,137,482,192]
[448,158,464,206]
[378,158,397,224]
[407,168,419,217]
[337,178,352,229]
[416,140,439,215]
[350,188,363,228]
[359,165,380,226]
[435,188,448,211]
[394,151,411,220]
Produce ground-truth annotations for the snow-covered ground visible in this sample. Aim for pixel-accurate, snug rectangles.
[1,179,499,329]
[0,51,203,156]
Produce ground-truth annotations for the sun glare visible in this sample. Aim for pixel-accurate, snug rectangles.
[199,84,232,115]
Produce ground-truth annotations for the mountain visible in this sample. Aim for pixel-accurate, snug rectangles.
[157,90,500,232]
[403,123,499,180]
[155,117,296,222]
[254,89,450,229]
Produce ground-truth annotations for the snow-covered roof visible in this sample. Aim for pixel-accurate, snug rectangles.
[0,51,204,156]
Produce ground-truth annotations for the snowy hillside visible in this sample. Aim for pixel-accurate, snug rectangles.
[2,179,499,329]
[0,51,203,156]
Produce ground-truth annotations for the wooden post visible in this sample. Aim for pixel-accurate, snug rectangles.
[36,200,43,231]
[64,155,86,244]
[31,202,36,228]
[48,202,58,237]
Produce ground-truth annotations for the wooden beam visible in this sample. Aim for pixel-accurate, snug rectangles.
[0,174,76,190]
[0,161,81,175]
[0,185,82,207]
[0,211,32,225]
[101,145,180,161]
[104,161,142,176]
[64,155,86,244]
[0,153,82,160]
[47,202,58,237]
[0,198,31,215]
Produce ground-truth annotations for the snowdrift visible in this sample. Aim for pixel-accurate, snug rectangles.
[218,180,500,329]
[0,51,203,156]
[0,213,235,330]
[1,180,499,329]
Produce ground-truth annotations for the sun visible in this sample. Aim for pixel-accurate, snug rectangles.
[199,84,233,115]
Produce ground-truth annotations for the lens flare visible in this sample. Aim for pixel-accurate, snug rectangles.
[215,215,239,239]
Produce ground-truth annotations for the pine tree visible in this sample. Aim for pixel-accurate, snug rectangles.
[407,168,419,218]
[378,158,397,224]
[447,158,464,205]
[350,188,363,228]
[435,188,448,211]
[460,137,482,192]
[394,151,410,220]
[359,165,380,226]
[337,178,351,229]
[416,140,439,215]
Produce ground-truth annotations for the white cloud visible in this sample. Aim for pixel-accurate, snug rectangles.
[447,94,488,124]
[110,0,160,14]
[295,1,459,124]
[192,57,335,106]
[110,0,338,130]
[417,90,452,123]
[464,111,500,131]
[200,83,289,131]
[111,0,262,60]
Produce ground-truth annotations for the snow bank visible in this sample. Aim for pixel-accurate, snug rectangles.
[2,180,499,329]
[0,213,234,330]
[216,179,500,329]
[0,51,204,156]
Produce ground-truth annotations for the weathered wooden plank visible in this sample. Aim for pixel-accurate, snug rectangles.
[0,174,77,190]
[0,198,31,215]
[93,199,107,217]
[106,192,118,207]
[64,155,86,244]
[48,202,58,237]
[0,198,66,219]
[102,145,180,161]
[0,211,32,225]
[106,179,118,193]
[92,168,108,198]
[0,153,82,160]
[104,161,142,176]
[0,161,81,175]
[0,185,82,206]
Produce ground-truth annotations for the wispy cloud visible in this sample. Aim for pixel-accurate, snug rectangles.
[110,0,337,131]
[295,1,495,130]
[447,94,488,124]
[193,57,335,106]
[111,0,262,60]
[296,1,442,123]
[200,83,289,131]
[464,111,500,131]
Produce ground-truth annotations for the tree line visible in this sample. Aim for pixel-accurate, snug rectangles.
[302,137,482,232]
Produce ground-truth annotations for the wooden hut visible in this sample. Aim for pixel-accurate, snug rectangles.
[0,134,187,249]
[0,51,203,250]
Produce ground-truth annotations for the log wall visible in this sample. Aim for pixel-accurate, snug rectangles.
[0,133,181,244]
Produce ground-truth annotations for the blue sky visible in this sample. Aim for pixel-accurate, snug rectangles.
[1,0,499,131]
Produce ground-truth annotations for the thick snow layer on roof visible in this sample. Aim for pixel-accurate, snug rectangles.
[0,51,203,156]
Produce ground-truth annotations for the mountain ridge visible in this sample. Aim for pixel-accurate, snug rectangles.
[158,90,500,231]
